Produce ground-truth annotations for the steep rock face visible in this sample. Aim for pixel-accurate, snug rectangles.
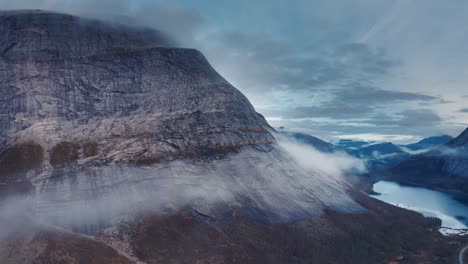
[0,10,359,231]
[0,11,273,164]
[0,47,272,162]
[0,10,171,60]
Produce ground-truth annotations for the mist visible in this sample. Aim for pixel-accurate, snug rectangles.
[0,139,365,238]
[0,196,33,240]
[276,134,366,177]
[0,0,202,47]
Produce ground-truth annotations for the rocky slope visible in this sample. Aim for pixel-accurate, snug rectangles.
[0,10,464,264]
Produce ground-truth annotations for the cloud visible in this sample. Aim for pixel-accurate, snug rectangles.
[0,140,365,233]
[0,196,32,240]
[201,34,400,96]
[261,85,438,120]
[261,104,372,119]
[0,0,204,46]
[358,0,410,43]
[397,109,442,126]
[377,109,441,125]
[277,134,365,176]
[266,108,448,144]
[458,108,468,113]
[335,85,437,105]
[335,133,419,143]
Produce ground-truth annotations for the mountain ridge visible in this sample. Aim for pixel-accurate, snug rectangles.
[381,126,468,199]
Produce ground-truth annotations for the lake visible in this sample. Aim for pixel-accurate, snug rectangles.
[370,181,468,231]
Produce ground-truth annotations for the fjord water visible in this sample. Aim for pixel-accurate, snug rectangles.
[371,181,468,229]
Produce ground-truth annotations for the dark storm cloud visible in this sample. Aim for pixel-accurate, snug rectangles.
[368,109,442,127]
[335,85,438,105]
[332,43,400,75]
[262,104,373,119]
[262,85,438,120]
[398,109,443,126]
[211,31,290,62]
[204,32,400,94]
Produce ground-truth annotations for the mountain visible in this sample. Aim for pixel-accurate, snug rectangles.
[338,136,454,171]
[447,127,468,148]
[335,140,409,170]
[279,131,335,152]
[3,9,355,227]
[336,139,370,149]
[0,10,461,263]
[354,143,410,170]
[384,127,468,198]
[403,135,453,151]
[347,142,404,158]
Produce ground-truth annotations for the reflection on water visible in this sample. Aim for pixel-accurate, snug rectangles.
[370,181,468,230]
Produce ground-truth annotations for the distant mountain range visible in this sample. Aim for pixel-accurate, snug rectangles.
[383,128,468,199]
[281,129,453,171]
[403,135,454,151]
[282,128,468,203]
[279,131,335,153]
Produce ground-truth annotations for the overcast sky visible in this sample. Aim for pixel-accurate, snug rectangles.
[2,0,468,143]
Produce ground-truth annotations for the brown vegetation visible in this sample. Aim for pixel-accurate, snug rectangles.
[83,142,99,157]
[50,141,80,167]
[0,226,132,264]
[0,142,44,178]
[125,193,464,264]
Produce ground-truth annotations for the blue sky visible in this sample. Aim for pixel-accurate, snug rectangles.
[2,0,468,143]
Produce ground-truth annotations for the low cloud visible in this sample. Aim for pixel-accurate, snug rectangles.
[0,0,204,46]
[0,140,364,236]
[277,134,366,176]
[0,196,32,240]
[335,133,419,143]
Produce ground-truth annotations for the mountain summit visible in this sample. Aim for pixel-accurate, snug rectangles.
[447,127,468,148]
